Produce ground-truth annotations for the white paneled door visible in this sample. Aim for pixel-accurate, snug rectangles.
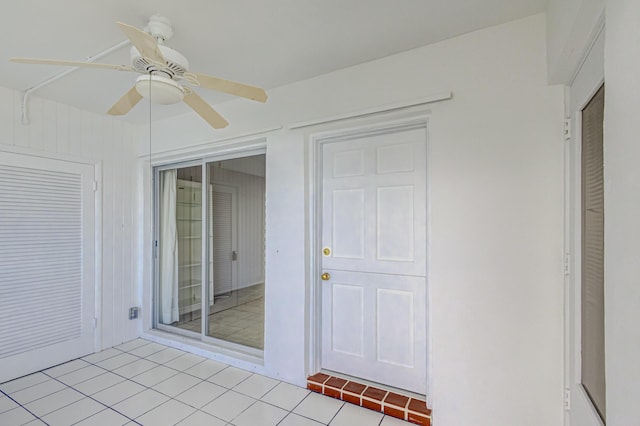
[320,125,427,394]
[0,152,96,383]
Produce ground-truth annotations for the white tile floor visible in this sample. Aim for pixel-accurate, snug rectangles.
[0,339,411,425]
[177,296,265,349]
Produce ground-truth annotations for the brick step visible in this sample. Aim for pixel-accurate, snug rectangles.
[307,373,431,425]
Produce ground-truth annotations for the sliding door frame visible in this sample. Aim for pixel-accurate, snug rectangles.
[152,147,266,359]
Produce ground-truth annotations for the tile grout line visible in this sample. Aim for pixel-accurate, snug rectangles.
[1,388,51,425]
[54,344,287,424]
[4,339,376,426]
[41,369,141,425]
[327,403,347,425]
[0,341,163,425]
[35,343,184,424]
[83,356,225,405]
[10,354,295,426]
[275,387,343,426]
[65,360,202,421]
[223,389,261,425]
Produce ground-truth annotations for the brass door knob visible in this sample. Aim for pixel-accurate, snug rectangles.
[321,272,331,281]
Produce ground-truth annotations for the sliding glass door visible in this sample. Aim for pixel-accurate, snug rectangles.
[155,154,265,352]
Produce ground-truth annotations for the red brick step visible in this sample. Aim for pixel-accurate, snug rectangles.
[307,373,431,425]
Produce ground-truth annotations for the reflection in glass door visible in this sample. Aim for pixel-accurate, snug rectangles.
[157,165,203,333]
[155,154,265,351]
[206,156,265,349]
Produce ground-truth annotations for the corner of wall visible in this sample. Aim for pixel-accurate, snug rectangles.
[546,0,605,85]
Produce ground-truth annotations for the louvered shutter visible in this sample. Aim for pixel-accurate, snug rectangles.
[581,84,606,420]
[211,189,234,295]
[0,152,95,382]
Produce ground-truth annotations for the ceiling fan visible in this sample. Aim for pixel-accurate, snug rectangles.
[9,15,267,129]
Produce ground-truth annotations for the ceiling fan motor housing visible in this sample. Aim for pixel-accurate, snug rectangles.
[130,45,189,80]
[145,15,173,42]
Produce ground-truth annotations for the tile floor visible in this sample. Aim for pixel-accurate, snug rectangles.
[177,288,265,349]
[0,339,412,425]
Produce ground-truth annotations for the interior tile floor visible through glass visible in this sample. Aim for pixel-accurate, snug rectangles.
[176,285,265,350]
[0,339,412,425]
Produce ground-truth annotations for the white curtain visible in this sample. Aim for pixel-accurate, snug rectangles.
[159,169,179,324]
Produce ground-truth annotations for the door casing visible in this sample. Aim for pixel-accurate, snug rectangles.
[564,25,606,426]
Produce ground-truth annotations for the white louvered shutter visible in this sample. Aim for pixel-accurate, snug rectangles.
[581,84,606,420]
[211,189,234,295]
[0,152,95,382]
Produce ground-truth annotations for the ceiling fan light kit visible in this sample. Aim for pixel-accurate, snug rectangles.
[9,15,268,130]
[135,75,184,105]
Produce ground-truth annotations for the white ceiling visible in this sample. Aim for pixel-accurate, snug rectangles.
[0,0,546,124]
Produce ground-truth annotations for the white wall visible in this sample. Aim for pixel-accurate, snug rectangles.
[141,14,564,425]
[0,86,140,350]
[603,1,640,423]
[546,0,604,84]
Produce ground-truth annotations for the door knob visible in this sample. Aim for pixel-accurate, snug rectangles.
[321,272,331,281]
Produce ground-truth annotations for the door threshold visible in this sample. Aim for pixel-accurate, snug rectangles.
[307,371,431,425]
[143,329,264,368]
[322,370,426,400]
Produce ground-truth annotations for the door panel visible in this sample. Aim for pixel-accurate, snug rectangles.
[377,185,415,262]
[321,270,426,392]
[0,152,95,383]
[321,129,426,277]
[331,283,365,357]
[377,288,415,367]
[331,189,365,259]
[320,126,427,394]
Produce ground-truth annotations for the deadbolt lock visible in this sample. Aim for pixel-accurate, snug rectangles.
[321,272,331,281]
[322,247,331,256]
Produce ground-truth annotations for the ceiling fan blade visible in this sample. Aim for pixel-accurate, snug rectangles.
[116,22,166,65]
[10,57,133,72]
[183,91,229,129]
[189,72,267,103]
[107,86,143,115]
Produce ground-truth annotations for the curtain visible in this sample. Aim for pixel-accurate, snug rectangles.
[159,169,179,324]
